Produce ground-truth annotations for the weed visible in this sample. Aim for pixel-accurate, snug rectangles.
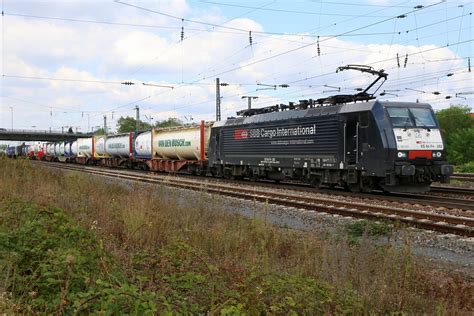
[345,220,391,240]
[0,158,472,313]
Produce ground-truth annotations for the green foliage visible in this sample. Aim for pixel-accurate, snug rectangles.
[0,199,363,314]
[456,161,474,173]
[154,117,183,128]
[116,116,183,133]
[93,127,105,135]
[446,128,474,165]
[435,104,473,135]
[129,241,362,314]
[0,200,158,314]
[435,105,474,165]
[116,116,152,133]
[345,220,390,241]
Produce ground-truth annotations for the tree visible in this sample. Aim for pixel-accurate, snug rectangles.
[154,118,183,128]
[435,105,474,165]
[116,116,152,133]
[446,128,474,165]
[94,128,105,135]
[435,104,473,135]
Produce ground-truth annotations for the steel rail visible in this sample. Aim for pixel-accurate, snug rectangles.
[34,162,474,237]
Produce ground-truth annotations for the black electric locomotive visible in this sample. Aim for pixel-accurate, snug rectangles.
[208,66,453,193]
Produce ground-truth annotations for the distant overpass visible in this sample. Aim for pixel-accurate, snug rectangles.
[0,129,93,142]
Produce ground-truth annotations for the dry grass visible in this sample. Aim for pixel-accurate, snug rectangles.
[1,158,473,313]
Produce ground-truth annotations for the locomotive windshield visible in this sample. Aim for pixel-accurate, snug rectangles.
[387,107,437,128]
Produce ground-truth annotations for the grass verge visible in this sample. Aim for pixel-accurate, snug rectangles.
[0,158,472,313]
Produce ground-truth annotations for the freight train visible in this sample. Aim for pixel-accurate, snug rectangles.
[23,98,453,193]
[11,66,454,193]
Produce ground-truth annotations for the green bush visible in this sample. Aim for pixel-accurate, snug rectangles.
[0,200,158,314]
[435,105,474,165]
[455,161,474,173]
[446,128,474,165]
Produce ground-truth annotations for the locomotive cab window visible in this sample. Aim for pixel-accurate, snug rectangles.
[359,112,369,128]
[387,108,413,127]
[387,107,437,128]
[410,108,437,127]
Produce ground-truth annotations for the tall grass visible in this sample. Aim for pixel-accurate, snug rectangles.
[0,158,472,313]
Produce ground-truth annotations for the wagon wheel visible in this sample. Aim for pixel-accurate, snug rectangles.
[347,183,361,193]
[309,176,321,188]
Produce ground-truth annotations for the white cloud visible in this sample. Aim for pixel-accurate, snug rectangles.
[1,0,471,132]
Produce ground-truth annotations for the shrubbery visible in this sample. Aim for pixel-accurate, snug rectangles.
[436,105,474,166]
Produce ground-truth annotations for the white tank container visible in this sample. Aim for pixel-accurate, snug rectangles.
[59,142,65,156]
[64,142,71,155]
[54,143,60,156]
[95,136,107,156]
[77,138,93,157]
[71,141,78,156]
[46,144,53,155]
[135,131,152,157]
[153,125,211,160]
[106,135,130,158]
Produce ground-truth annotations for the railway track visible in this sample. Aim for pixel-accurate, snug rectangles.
[451,173,474,182]
[33,161,474,237]
[430,185,474,195]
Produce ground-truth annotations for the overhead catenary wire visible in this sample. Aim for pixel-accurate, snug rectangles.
[3,0,469,131]
[197,0,392,17]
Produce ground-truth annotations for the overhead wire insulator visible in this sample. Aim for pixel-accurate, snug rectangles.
[249,31,253,47]
[404,54,408,68]
[317,36,320,56]
[469,57,471,72]
[181,18,184,41]
[397,53,400,68]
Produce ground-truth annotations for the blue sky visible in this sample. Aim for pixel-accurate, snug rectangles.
[0,0,472,135]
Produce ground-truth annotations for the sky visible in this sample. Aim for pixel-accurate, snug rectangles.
[0,0,472,134]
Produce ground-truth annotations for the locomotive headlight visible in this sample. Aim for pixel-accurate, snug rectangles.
[432,151,442,158]
[397,151,407,159]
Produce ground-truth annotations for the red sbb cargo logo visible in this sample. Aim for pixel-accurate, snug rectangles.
[234,129,249,140]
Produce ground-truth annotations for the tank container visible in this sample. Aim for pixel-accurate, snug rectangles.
[77,138,93,157]
[106,135,130,158]
[135,131,152,157]
[153,124,211,160]
[71,141,78,156]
